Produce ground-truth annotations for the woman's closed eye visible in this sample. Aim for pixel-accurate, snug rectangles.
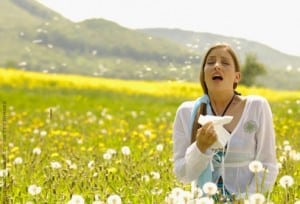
[207,61,215,65]
[222,61,230,65]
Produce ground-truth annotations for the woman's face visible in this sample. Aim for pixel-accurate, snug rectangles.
[204,47,240,93]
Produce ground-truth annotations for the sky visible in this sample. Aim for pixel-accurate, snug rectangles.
[37,0,300,56]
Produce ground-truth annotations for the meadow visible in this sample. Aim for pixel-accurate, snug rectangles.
[0,68,299,203]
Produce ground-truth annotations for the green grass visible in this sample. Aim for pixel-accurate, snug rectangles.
[0,71,299,203]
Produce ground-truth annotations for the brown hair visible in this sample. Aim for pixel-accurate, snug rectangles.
[199,43,241,94]
[191,103,206,143]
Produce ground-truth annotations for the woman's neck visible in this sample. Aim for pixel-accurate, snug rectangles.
[208,91,235,116]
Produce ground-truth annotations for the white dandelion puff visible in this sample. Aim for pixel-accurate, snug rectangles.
[88,160,95,169]
[144,130,152,137]
[171,187,185,198]
[277,162,282,169]
[141,175,150,182]
[284,145,292,152]
[103,152,112,160]
[107,194,122,204]
[40,130,47,137]
[33,147,41,155]
[249,193,265,204]
[279,175,294,188]
[191,181,204,198]
[28,184,42,196]
[50,161,62,169]
[202,182,218,196]
[156,144,164,152]
[150,171,160,179]
[0,169,9,177]
[283,140,289,145]
[121,146,131,156]
[106,148,117,155]
[196,197,214,204]
[13,157,23,165]
[249,160,263,173]
[67,194,85,204]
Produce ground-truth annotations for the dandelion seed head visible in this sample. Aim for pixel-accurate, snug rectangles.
[156,144,164,152]
[33,147,41,155]
[28,184,42,196]
[141,175,150,182]
[107,194,122,204]
[144,130,152,137]
[202,182,218,196]
[121,146,131,156]
[249,193,265,204]
[103,152,112,160]
[13,157,23,165]
[50,161,62,169]
[279,175,294,188]
[67,194,85,204]
[33,129,39,134]
[69,163,77,170]
[150,171,160,179]
[171,187,184,198]
[88,160,95,169]
[40,130,47,137]
[284,145,292,152]
[279,156,287,162]
[283,140,289,145]
[106,148,117,155]
[151,187,163,195]
[196,197,214,204]
[249,160,263,173]
[0,169,9,177]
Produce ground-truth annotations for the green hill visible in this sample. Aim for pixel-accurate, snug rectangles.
[138,28,300,90]
[0,0,196,79]
[1,0,300,90]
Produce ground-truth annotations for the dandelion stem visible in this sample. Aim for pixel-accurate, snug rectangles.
[255,173,258,193]
[1,101,8,203]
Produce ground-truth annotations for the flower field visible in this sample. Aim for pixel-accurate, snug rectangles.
[0,68,299,203]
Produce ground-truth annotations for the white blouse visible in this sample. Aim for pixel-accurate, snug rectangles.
[172,95,278,194]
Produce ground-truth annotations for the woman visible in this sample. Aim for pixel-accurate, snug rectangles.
[172,43,278,199]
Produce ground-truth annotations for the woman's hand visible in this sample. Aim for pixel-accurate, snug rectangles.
[196,121,217,153]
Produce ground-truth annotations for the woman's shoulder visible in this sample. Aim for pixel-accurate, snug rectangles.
[177,100,195,111]
[244,95,271,111]
[175,100,196,116]
[244,95,269,104]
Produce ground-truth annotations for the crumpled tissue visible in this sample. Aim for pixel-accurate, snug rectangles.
[198,114,233,149]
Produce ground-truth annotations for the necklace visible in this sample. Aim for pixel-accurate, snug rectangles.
[210,93,235,116]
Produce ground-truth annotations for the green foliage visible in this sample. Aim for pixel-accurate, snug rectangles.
[240,53,266,86]
[0,73,299,203]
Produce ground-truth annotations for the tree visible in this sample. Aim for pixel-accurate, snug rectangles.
[240,53,266,86]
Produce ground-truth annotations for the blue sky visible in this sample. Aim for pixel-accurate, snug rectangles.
[37,0,300,57]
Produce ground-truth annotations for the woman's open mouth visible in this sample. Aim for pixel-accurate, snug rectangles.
[212,76,223,80]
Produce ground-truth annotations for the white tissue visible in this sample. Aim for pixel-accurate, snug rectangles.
[198,115,233,149]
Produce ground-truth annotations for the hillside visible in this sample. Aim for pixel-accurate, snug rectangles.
[139,28,300,69]
[138,28,300,90]
[0,0,196,79]
[0,0,299,90]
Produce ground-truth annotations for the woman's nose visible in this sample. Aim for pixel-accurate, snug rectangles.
[214,62,221,70]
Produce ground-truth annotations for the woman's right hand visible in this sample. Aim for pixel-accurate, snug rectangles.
[196,121,217,153]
